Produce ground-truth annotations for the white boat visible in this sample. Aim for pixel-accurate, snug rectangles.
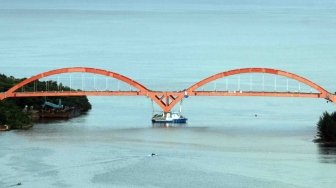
[152,112,187,123]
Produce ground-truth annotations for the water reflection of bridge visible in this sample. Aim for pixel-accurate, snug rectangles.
[1,67,335,112]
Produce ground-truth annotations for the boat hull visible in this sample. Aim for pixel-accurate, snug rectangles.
[152,118,187,124]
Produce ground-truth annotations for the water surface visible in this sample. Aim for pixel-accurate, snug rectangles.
[1,0,336,187]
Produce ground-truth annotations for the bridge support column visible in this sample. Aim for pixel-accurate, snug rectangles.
[149,92,185,113]
[330,94,336,103]
[0,93,5,101]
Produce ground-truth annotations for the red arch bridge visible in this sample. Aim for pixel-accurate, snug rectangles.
[0,67,335,113]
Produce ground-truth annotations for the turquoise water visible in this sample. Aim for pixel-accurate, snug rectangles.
[1,0,336,187]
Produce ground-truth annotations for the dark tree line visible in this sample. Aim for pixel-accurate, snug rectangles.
[316,111,336,143]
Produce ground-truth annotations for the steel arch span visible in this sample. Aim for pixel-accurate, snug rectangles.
[0,67,180,112]
[187,68,329,96]
[0,67,335,112]
[5,67,150,94]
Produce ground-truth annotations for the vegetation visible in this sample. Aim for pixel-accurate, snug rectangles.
[0,100,31,129]
[0,74,91,129]
[316,111,336,143]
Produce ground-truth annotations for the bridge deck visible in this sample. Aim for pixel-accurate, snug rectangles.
[1,91,321,98]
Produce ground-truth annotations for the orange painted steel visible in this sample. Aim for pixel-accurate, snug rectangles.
[5,67,150,94]
[1,67,335,112]
[2,67,183,112]
[331,95,336,103]
[186,68,329,97]
[10,91,143,97]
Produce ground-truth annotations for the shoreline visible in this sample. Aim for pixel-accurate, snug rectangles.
[0,108,87,131]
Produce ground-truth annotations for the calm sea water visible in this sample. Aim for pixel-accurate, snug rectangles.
[1,0,336,187]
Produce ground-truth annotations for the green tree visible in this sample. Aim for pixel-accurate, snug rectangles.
[317,111,336,142]
[0,100,31,128]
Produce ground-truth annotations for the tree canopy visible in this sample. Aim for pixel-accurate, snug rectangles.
[317,111,336,143]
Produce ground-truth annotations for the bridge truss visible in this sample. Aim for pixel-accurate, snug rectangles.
[0,67,335,112]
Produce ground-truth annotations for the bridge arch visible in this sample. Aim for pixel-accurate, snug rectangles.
[186,68,331,98]
[5,67,150,96]
[1,67,335,112]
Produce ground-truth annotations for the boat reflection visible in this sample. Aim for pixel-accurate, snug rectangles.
[152,122,188,128]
